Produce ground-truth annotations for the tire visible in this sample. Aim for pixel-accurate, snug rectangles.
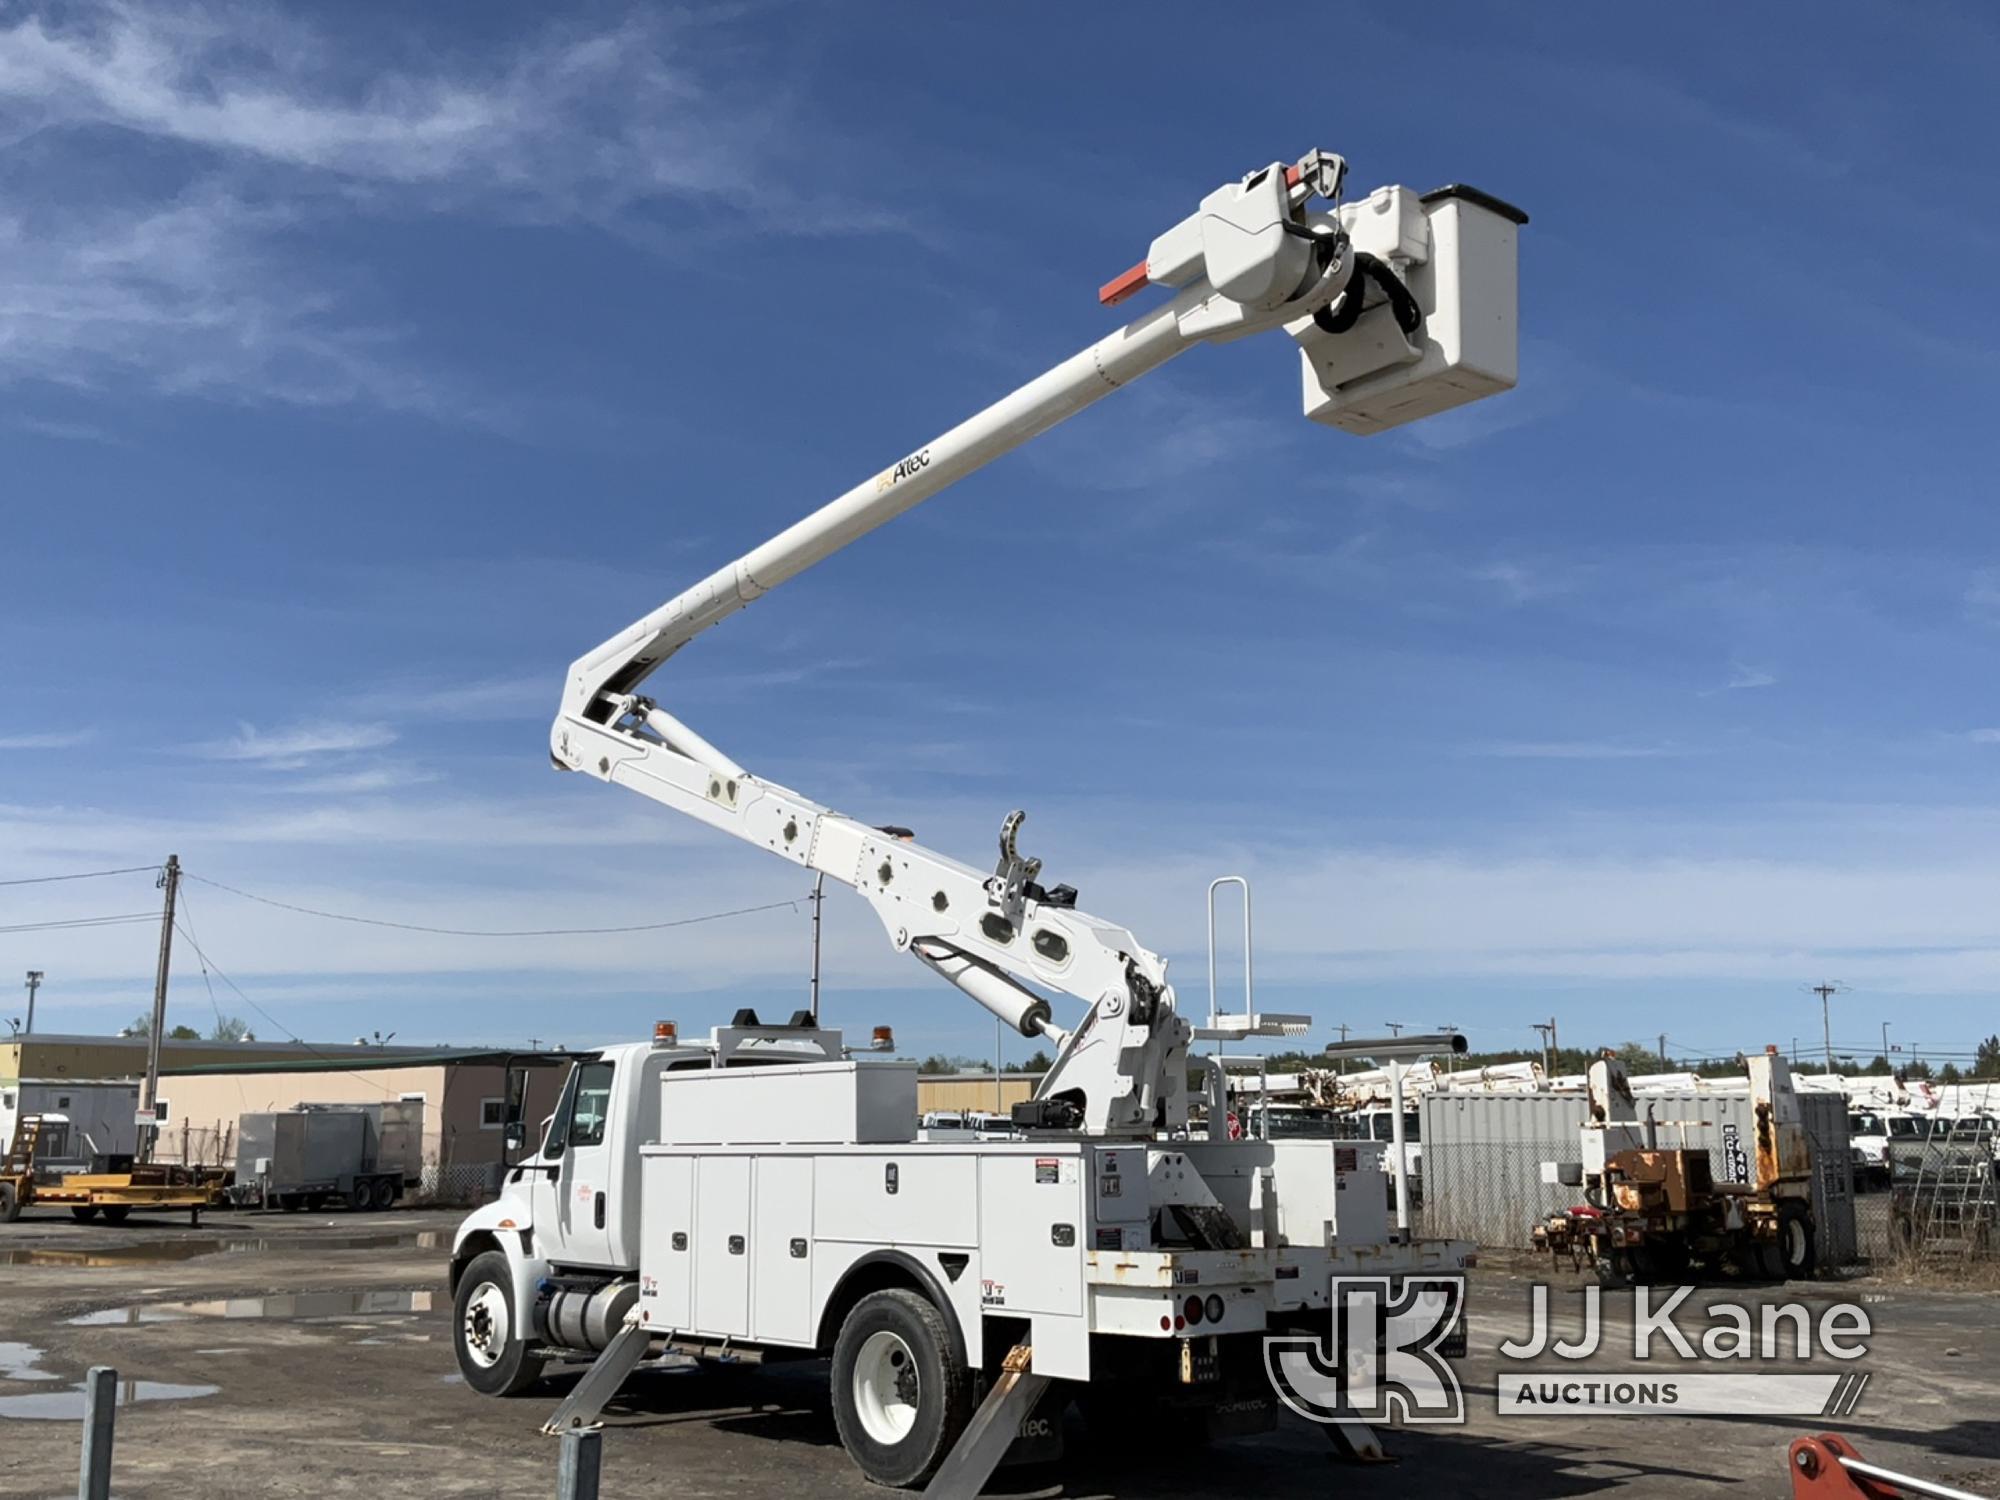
[99,1205,131,1226]
[370,1177,397,1212]
[348,1182,371,1212]
[71,1205,100,1223]
[830,1289,973,1488]
[1627,1236,1690,1285]
[0,1182,19,1223]
[1777,1201,1817,1280]
[452,1250,545,1397]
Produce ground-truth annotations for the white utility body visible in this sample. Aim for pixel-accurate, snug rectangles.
[451,149,1524,1490]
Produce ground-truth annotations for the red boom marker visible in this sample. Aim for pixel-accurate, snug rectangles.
[1098,259,1151,306]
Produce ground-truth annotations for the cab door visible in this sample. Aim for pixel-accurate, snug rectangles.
[533,1059,620,1268]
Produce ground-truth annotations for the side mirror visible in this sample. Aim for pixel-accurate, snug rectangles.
[502,1122,526,1163]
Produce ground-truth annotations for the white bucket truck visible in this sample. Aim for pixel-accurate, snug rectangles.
[451,147,1523,1489]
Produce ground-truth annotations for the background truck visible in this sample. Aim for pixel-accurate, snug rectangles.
[1534,1047,1818,1284]
[231,1100,423,1212]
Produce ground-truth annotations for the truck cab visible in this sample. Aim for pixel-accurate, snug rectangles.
[448,1019,861,1390]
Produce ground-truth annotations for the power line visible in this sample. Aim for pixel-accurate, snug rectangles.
[174,886,230,1035]
[0,864,161,888]
[183,872,799,937]
[170,920,395,1097]
[0,913,158,935]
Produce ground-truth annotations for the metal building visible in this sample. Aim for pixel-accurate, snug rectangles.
[1421,1089,1857,1265]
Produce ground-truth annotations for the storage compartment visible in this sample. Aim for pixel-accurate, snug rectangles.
[659,1060,917,1146]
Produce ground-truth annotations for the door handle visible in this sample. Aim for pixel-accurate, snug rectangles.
[594,1191,606,1230]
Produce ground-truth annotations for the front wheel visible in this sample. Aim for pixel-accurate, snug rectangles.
[98,1204,130,1226]
[71,1205,99,1223]
[830,1289,973,1488]
[453,1250,545,1397]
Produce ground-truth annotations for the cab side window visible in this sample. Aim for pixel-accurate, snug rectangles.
[568,1062,615,1149]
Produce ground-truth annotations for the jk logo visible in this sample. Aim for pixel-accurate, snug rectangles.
[1263,1276,1466,1425]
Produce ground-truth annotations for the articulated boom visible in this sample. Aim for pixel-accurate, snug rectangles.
[550,150,1524,1136]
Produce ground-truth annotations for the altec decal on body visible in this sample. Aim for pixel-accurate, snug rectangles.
[875,448,931,493]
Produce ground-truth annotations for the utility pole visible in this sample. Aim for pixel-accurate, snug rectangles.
[23,970,42,1035]
[1805,981,1845,1073]
[139,855,180,1164]
[1881,1021,1890,1067]
[807,872,826,1023]
[1334,1022,1349,1076]
[1658,1033,1670,1069]
[1385,1022,1404,1037]
[1438,1024,1458,1073]
[1532,1018,1557,1079]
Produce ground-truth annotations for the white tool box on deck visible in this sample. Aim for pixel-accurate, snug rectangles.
[658,1059,918,1146]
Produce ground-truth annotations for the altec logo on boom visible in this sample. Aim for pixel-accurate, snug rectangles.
[874,447,931,493]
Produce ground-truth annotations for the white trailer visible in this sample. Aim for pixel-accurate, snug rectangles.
[450,147,1525,1489]
[0,1079,141,1172]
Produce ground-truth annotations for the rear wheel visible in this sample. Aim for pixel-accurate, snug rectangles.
[70,1205,100,1223]
[348,1182,371,1211]
[0,1182,19,1223]
[1777,1201,1817,1280]
[831,1289,973,1488]
[453,1250,545,1397]
[370,1177,397,1211]
[99,1205,130,1226]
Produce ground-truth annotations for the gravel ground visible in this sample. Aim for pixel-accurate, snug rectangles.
[0,1208,1993,1498]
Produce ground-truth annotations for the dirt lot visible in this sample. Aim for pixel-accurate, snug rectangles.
[0,1209,1993,1499]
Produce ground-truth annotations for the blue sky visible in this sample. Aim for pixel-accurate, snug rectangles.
[3,2,1997,1068]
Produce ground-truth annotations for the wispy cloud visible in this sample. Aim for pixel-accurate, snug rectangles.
[344,676,549,723]
[193,720,397,765]
[0,4,902,414]
[1965,568,2000,625]
[1471,559,1578,607]
[1965,729,2000,745]
[1724,661,1777,691]
[274,766,442,796]
[0,728,96,749]
[1464,739,1694,761]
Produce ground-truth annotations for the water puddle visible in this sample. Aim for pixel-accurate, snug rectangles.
[70,1288,434,1326]
[0,1341,56,1382]
[0,1378,218,1421]
[2,1229,447,1269]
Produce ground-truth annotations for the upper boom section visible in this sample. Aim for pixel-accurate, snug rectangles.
[558,154,1524,725]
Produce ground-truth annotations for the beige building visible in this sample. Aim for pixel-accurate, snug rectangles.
[152,1051,571,1192]
[1,1032,447,1083]
[2,1034,568,1201]
[915,1071,1040,1116]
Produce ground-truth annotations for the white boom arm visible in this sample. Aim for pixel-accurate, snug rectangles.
[551,152,1524,1136]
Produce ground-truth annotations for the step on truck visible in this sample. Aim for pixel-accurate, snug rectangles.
[448,145,1525,1488]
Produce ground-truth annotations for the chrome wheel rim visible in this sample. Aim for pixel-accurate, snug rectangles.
[462,1282,510,1369]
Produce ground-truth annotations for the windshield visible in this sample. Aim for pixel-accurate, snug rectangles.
[1369,1112,1421,1143]
[1849,1112,1884,1136]
[1262,1108,1339,1139]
